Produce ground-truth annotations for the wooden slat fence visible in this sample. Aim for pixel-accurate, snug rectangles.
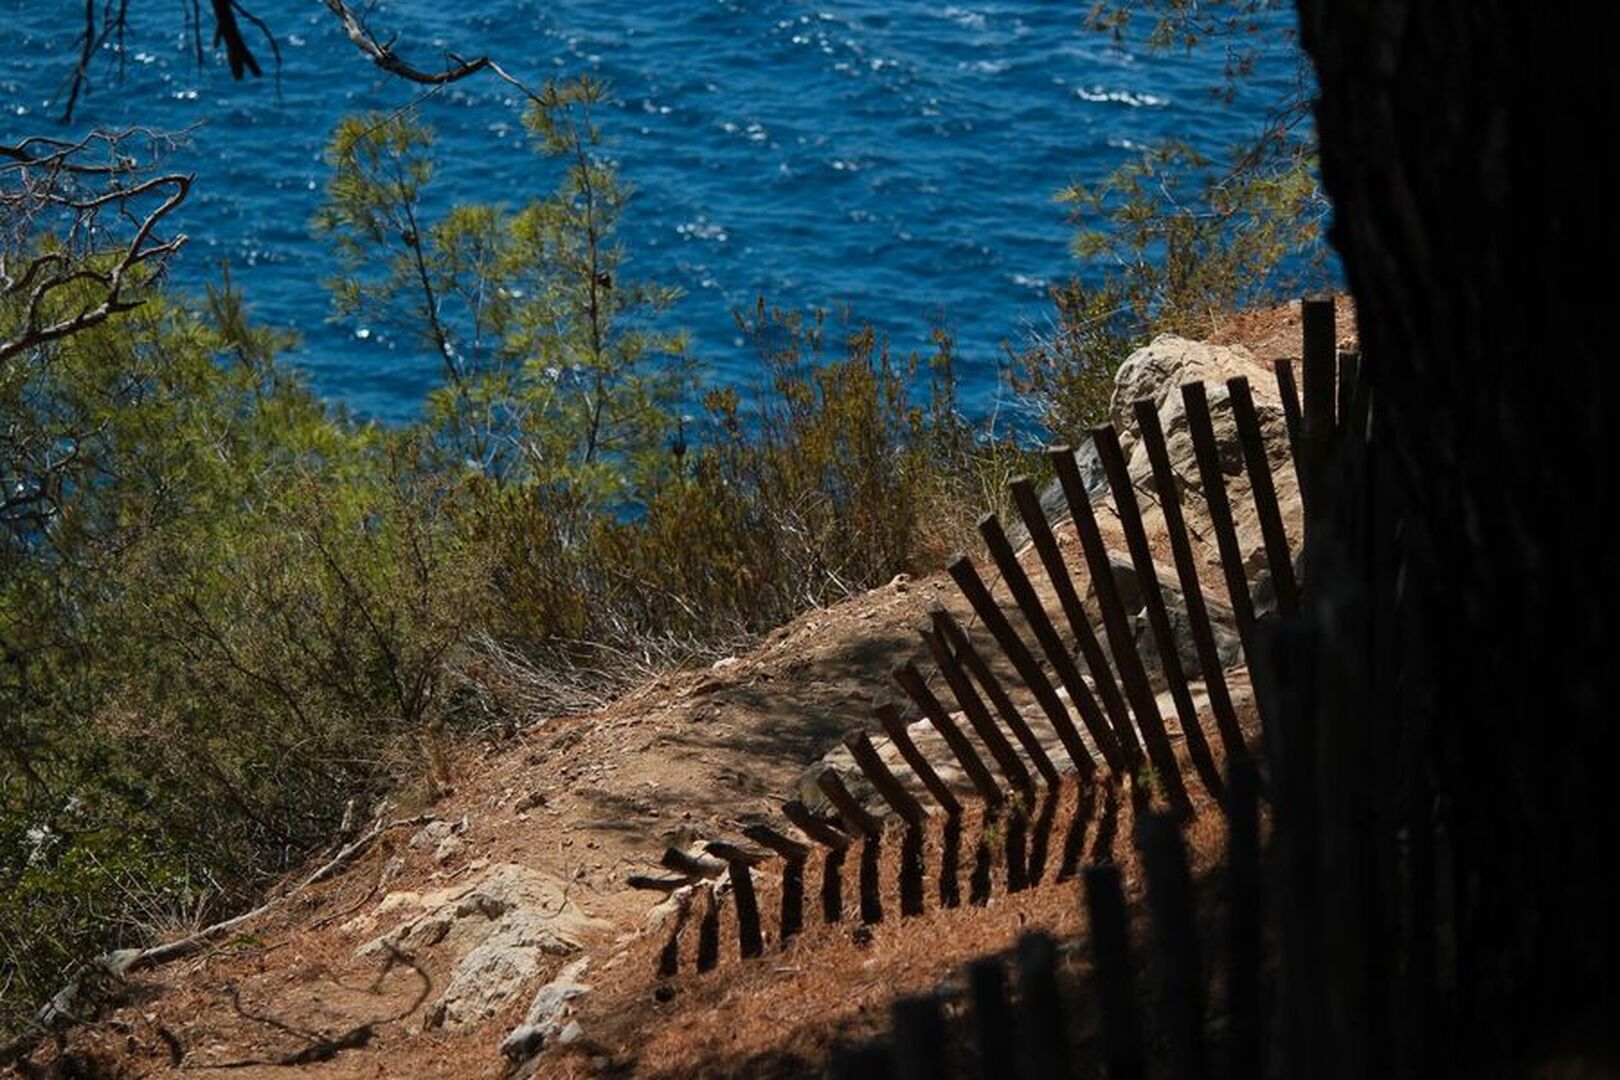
[643,297,1391,1077]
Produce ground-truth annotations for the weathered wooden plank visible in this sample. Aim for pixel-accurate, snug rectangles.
[661,846,726,880]
[740,823,811,864]
[1228,376,1300,614]
[1050,445,1190,811]
[946,554,1102,781]
[929,603,1062,787]
[1133,397,1247,760]
[892,660,1004,805]
[923,615,1035,795]
[1181,381,1259,653]
[704,840,771,867]
[978,511,1126,773]
[844,729,927,827]
[875,701,961,816]
[782,799,852,850]
[817,768,885,839]
[1009,475,1139,762]
[1092,422,1223,798]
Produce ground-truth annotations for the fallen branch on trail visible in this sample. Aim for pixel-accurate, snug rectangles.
[0,813,438,1072]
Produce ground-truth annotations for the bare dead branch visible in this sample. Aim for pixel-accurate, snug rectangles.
[321,0,492,85]
[1,130,193,362]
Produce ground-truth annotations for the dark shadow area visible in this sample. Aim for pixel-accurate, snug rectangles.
[939,815,962,909]
[858,837,883,925]
[821,849,845,924]
[899,826,925,917]
[779,859,805,944]
[1027,787,1060,886]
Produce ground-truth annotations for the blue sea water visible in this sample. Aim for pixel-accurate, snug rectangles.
[1,2,1307,421]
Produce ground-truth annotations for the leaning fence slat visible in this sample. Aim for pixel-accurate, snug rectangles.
[740,823,810,864]
[782,799,852,851]
[628,874,690,892]
[1274,357,1305,474]
[1180,382,1260,657]
[662,846,726,881]
[924,617,1035,795]
[1133,398,1247,760]
[946,554,1101,782]
[1084,865,1146,1080]
[876,702,961,816]
[892,661,1004,805]
[1092,424,1223,799]
[844,730,927,828]
[892,995,950,1080]
[1138,813,1208,1080]
[1226,755,1264,1080]
[817,768,884,839]
[930,604,1062,787]
[1009,475,1138,762]
[978,512,1126,772]
[1227,376,1300,615]
[704,840,769,867]
[1050,446,1190,811]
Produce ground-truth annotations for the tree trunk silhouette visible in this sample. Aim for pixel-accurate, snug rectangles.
[1294,3,1620,1074]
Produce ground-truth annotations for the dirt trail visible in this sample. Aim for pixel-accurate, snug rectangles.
[24,300,1339,1079]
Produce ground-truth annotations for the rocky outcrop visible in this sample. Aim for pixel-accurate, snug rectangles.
[348,862,606,1031]
[500,957,591,1067]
